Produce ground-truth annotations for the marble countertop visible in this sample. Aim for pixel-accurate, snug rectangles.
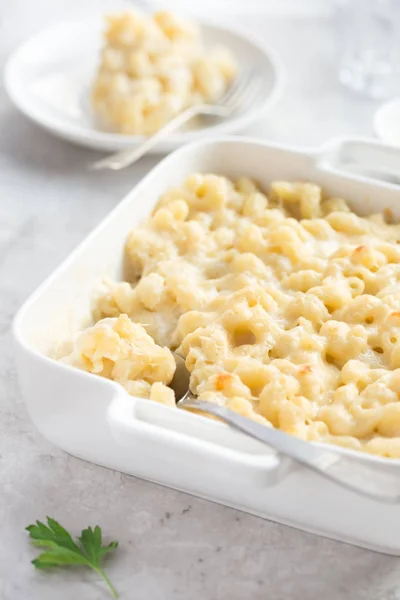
[1,1,399,599]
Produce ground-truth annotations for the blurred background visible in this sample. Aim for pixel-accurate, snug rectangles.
[2,0,399,147]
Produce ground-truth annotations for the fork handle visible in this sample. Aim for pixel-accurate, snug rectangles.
[179,399,400,504]
[90,104,226,171]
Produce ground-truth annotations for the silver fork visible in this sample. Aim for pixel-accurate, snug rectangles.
[90,69,261,171]
[170,353,400,503]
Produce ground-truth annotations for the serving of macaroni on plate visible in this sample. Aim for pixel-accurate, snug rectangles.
[62,174,400,458]
[92,11,237,135]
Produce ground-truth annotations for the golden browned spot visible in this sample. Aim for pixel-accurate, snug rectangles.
[390,311,400,318]
[215,373,232,391]
[354,245,366,253]
[299,365,312,375]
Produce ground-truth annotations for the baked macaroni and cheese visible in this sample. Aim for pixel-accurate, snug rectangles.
[61,314,176,406]
[91,11,237,134]
[63,174,400,458]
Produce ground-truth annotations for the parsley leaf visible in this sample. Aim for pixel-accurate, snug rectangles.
[26,517,118,598]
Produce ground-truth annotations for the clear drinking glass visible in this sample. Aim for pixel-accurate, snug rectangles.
[337,0,400,99]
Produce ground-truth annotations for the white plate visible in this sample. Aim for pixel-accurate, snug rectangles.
[3,18,285,153]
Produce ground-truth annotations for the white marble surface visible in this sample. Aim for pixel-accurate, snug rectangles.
[2,1,400,599]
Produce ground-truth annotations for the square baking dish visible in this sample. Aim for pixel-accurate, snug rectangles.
[13,135,400,555]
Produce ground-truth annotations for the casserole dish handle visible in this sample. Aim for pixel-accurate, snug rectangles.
[108,391,400,502]
[312,135,400,185]
[107,390,288,489]
[179,400,400,504]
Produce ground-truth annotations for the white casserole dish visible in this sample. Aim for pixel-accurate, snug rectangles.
[13,136,400,555]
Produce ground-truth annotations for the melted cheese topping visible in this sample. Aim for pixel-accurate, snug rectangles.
[67,174,400,458]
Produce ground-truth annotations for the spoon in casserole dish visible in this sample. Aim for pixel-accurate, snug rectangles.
[171,352,400,504]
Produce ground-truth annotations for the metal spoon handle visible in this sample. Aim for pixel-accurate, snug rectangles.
[179,398,400,504]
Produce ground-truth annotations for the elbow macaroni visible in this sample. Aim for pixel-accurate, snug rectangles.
[91,11,237,135]
[61,314,176,406]
[63,174,400,458]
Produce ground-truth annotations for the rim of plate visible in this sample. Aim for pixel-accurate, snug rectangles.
[3,17,286,151]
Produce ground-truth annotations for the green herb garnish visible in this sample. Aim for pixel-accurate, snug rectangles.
[26,517,118,598]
